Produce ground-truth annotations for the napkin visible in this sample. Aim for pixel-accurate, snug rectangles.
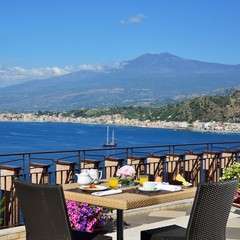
[91,189,122,196]
[176,174,192,187]
[156,183,182,192]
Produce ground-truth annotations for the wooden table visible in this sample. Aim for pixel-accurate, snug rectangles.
[64,184,196,240]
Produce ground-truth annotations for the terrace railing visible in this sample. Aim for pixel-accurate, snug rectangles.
[0,141,240,229]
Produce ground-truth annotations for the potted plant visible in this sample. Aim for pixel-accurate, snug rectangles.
[66,201,112,233]
[221,162,240,207]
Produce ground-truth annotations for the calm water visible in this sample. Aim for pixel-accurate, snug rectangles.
[0,121,240,154]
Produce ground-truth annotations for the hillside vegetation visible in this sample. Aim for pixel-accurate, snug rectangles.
[38,90,240,123]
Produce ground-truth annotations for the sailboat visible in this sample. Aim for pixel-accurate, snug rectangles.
[103,126,117,147]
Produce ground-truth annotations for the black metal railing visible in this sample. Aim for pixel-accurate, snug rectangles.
[0,141,240,229]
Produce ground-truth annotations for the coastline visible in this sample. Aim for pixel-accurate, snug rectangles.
[0,113,240,134]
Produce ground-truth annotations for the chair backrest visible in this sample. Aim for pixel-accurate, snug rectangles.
[14,180,72,240]
[186,180,237,240]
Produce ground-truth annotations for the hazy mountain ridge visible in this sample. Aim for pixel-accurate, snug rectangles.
[1,53,240,112]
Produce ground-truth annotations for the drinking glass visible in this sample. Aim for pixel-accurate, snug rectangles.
[139,175,149,186]
[108,177,119,189]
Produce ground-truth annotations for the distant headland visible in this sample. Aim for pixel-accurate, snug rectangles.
[1,90,240,133]
[0,112,239,133]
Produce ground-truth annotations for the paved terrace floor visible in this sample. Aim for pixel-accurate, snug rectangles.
[106,200,240,240]
[0,200,239,240]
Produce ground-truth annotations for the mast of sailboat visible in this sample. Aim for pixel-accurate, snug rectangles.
[111,128,115,144]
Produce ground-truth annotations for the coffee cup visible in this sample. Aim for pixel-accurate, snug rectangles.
[88,169,102,183]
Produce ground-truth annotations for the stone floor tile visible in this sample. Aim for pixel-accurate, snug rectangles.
[226,227,240,240]
[148,210,187,218]
[227,216,240,228]
[124,213,171,228]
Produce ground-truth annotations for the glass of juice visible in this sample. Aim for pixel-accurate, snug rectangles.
[139,175,149,186]
[108,177,119,189]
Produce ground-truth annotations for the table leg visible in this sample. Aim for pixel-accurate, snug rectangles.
[116,209,124,240]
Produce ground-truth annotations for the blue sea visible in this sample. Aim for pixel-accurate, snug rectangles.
[0,121,240,154]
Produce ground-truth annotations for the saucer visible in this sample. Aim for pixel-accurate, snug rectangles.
[138,186,159,192]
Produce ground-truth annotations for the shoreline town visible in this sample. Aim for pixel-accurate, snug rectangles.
[0,113,240,133]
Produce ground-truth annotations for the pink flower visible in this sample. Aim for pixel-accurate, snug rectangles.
[86,218,97,232]
[116,165,136,178]
[66,201,110,232]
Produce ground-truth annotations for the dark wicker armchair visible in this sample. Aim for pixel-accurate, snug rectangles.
[14,180,111,240]
[141,180,237,240]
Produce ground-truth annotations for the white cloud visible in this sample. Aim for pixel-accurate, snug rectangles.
[0,66,70,83]
[0,63,121,87]
[120,14,146,25]
[77,64,105,71]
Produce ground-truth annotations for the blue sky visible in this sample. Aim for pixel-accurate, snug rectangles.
[0,0,240,68]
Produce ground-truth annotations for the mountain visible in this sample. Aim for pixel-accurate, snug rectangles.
[1,53,240,112]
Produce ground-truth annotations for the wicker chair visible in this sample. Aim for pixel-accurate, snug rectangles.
[14,180,111,240]
[141,180,237,240]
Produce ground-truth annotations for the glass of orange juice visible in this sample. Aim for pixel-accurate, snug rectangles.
[139,175,149,186]
[108,177,119,189]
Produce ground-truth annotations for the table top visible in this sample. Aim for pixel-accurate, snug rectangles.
[63,183,196,210]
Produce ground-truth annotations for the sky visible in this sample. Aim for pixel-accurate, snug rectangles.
[0,0,240,83]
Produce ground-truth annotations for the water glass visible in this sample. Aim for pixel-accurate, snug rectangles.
[139,175,149,185]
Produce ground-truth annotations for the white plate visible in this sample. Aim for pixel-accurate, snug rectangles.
[79,185,108,191]
[138,187,159,192]
[183,183,192,187]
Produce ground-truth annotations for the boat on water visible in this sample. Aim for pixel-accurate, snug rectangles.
[103,126,117,147]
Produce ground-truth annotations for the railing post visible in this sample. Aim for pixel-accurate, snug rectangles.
[125,148,129,165]
[21,154,25,180]
[77,150,81,174]
[23,154,31,182]
[237,151,240,163]
[162,157,168,182]
[83,150,86,162]
[168,145,171,155]
[200,157,206,184]
[49,160,55,184]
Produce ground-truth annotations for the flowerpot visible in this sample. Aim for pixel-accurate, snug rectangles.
[95,222,114,234]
